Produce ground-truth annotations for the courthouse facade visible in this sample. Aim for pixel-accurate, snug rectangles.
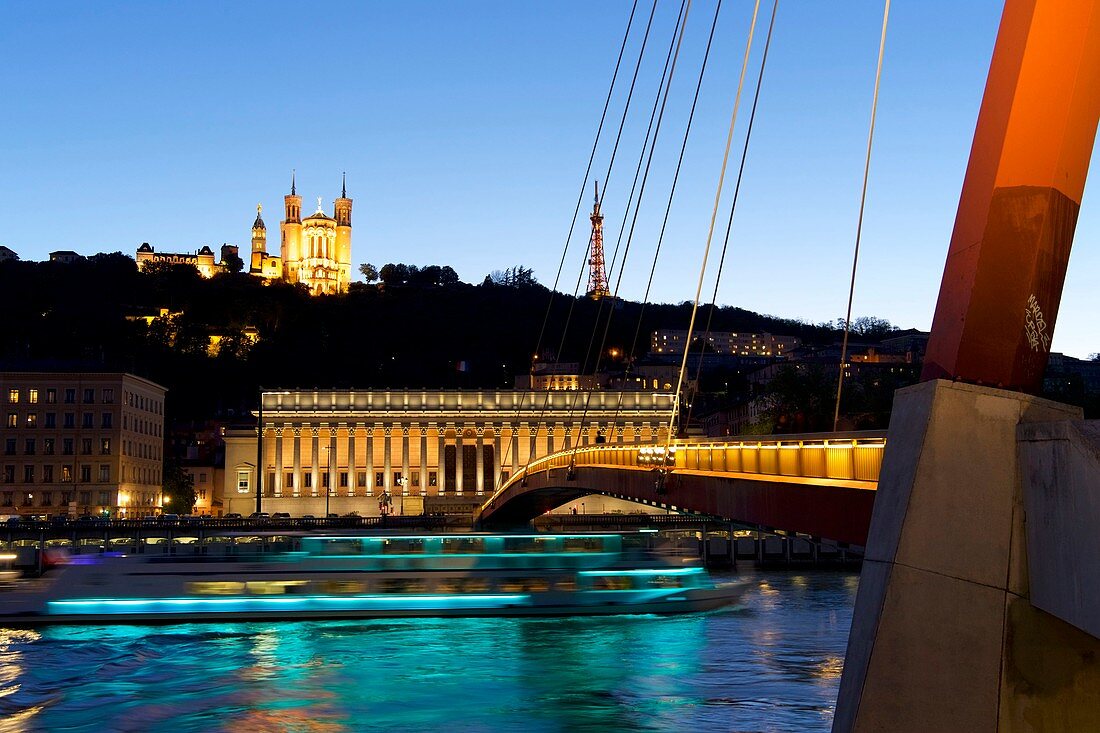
[223,389,674,516]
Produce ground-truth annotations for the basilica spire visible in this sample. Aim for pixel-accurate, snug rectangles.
[341,171,346,198]
[291,169,296,196]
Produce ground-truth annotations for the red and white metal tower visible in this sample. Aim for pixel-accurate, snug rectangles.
[587,181,610,299]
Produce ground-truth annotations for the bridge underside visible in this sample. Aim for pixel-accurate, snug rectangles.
[479,465,876,547]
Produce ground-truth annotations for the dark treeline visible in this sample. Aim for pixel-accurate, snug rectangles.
[0,255,845,422]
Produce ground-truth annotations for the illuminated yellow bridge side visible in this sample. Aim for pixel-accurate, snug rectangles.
[477,432,887,546]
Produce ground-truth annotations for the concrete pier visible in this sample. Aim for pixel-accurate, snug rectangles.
[834,380,1100,731]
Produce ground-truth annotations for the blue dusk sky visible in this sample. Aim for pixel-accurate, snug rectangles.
[2,1,1097,358]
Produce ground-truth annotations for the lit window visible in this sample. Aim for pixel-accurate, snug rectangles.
[7,389,17,404]
[28,389,38,404]
[236,470,251,493]
[45,389,56,404]
[6,413,15,428]
[25,413,36,428]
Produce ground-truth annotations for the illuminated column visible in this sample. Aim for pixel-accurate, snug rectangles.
[328,428,337,500]
[616,426,625,445]
[419,428,428,496]
[493,429,502,488]
[581,423,590,446]
[309,428,320,496]
[456,430,464,495]
[547,425,555,454]
[564,423,572,450]
[365,427,375,495]
[475,427,485,494]
[292,424,301,493]
[436,428,446,495]
[274,429,284,495]
[401,427,410,495]
[512,426,520,474]
[527,424,536,465]
[347,425,356,495]
[383,427,393,493]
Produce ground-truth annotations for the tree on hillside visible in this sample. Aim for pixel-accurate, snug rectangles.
[223,250,245,274]
[487,265,537,288]
[359,263,378,283]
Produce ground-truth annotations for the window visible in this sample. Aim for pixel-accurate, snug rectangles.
[62,438,74,455]
[339,471,348,488]
[44,438,54,455]
[81,438,92,455]
[1,492,10,506]
[4,466,15,483]
[103,389,114,404]
[393,472,403,489]
[375,472,384,488]
[236,470,251,493]
[22,492,32,506]
[428,471,438,487]
[356,471,366,488]
[7,389,18,404]
[64,389,75,404]
[43,466,53,482]
[82,413,93,428]
[80,465,91,483]
[25,413,36,428]
[63,413,74,428]
[321,472,330,488]
[98,465,110,482]
[23,466,34,483]
[198,488,207,500]
[284,472,294,490]
[411,471,420,487]
[100,438,111,455]
[303,473,312,488]
[41,492,52,506]
[79,491,91,505]
[28,389,38,404]
[24,439,35,455]
[198,472,207,484]
[44,412,56,428]
[83,388,94,403]
[98,490,109,506]
[4,439,14,456]
[46,388,56,404]
[5,413,15,428]
[61,466,72,483]
[101,413,112,428]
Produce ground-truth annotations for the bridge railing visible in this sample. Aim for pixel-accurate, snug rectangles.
[482,431,887,514]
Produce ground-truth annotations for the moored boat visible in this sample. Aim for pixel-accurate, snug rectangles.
[0,533,747,625]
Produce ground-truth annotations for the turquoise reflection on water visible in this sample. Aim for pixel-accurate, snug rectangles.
[0,571,858,732]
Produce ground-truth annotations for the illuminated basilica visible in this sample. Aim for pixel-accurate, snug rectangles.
[137,173,353,296]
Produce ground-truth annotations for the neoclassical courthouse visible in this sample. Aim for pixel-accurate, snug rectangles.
[137,174,353,295]
[223,389,675,516]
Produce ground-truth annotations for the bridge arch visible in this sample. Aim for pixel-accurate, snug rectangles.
[476,433,885,547]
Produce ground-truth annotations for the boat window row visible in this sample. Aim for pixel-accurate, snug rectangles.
[183,572,687,596]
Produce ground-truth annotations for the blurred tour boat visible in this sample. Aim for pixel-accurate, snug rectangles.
[0,533,747,625]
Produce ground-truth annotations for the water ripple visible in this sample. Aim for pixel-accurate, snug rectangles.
[0,570,856,732]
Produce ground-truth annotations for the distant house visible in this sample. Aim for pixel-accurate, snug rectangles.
[0,246,19,262]
[49,250,83,264]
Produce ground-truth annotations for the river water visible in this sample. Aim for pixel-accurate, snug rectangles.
[0,571,858,732]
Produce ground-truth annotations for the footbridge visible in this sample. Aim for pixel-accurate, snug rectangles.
[476,431,885,547]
